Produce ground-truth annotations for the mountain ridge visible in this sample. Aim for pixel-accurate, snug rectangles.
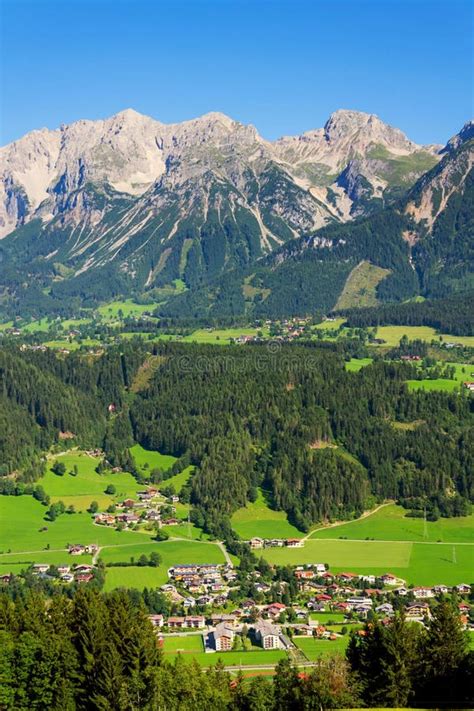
[0,111,470,320]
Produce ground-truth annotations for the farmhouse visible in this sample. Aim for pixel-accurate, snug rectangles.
[250,537,264,549]
[413,587,434,599]
[254,619,283,649]
[286,539,303,547]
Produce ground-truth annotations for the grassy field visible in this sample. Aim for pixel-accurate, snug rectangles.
[42,451,142,509]
[162,466,194,493]
[407,361,474,393]
[163,649,287,667]
[102,539,227,590]
[261,538,473,585]
[130,444,177,475]
[311,504,474,544]
[309,612,348,624]
[96,300,156,320]
[162,635,204,653]
[0,495,153,555]
[231,489,303,540]
[293,636,349,660]
[335,261,391,310]
[372,325,474,348]
[345,358,373,372]
[180,327,269,345]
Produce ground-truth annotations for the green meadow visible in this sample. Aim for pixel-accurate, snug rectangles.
[231,489,303,539]
[293,636,349,661]
[373,325,474,348]
[0,495,152,556]
[43,451,142,509]
[261,538,473,586]
[102,539,227,590]
[181,327,269,345]
[162,635,205,654]
[163,650,287,667]
[311,504,474,543]
[345,358,373,372]
[130,444,177,475]
[96,300,156,320]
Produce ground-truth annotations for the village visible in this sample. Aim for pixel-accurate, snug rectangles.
[146,562,473,660]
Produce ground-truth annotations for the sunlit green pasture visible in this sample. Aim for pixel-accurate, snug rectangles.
[231,489,303,539]
[311,504,474,544]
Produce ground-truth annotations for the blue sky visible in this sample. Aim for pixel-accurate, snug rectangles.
[1,0,472,146]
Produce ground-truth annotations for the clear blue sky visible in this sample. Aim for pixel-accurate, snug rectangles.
[0,0,472,146]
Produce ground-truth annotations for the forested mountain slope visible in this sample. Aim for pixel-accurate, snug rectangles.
[160,124,473,320]
[1,343,472,532]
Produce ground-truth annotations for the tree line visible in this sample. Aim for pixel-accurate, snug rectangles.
[0,588,472,709]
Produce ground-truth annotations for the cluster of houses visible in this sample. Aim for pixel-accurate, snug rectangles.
[27,562,96,584]
[249,537,304,549]
[165,564,236,607]
[68,543,99,556]
[93,488,181,530]
[293,566,472,624]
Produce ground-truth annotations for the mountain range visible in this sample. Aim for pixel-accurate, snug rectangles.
[0,109,472,319]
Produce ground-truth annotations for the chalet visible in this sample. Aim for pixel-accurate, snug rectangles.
[463,382,474,391]
[294,624,314,636]
[413,587,434,599]
[95,513,115,526]
[32,563,50,574]
[254,619,283,649]
[213,622,235,651]
[183,597,197,608]
[61,573,75,583]
[0,574,12,584]
[401,355,421,361]
[456,584,471,595]
[394,586,409,596]
[360,575,376,585]
[286,539,303,548]
[346,597,373,608]
[162,518,180,526]
[122,499,135,508]
[146,511,161,521]
[458,603,471,613]
[380,573,402,586]
[184,615,205,628]
[85,544,99,554]
[57,565,71,574]
[405,602,431,621]
[338,573,357,583]
[68,545,86,555]
[167,616,185,629]
[265,602,286,618]
[267,539,285,547]
[211,614,237,626]
[148,615,164,627]
[295,570,315,580]
[250,537,264,549]
[376,603,394,616]
[433,584,450,595]
[169,495,180,504]
[76,573,94,583]
[74,564,94,573]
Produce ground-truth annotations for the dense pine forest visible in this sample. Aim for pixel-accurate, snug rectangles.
[0,588,472,709]
[1,341,472,534]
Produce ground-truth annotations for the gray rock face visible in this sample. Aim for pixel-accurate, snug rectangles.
[0,108,440,239]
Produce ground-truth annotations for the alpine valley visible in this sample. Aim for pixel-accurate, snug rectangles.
[0,108,472,319]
